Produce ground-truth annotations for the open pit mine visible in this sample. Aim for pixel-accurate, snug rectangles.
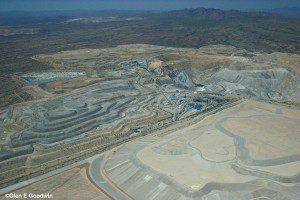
[0,44,300,200]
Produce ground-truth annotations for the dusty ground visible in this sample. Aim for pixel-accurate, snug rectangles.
[103,100,300,199]
[1,100,299,200]
[1,44,300,199]
[0,165,110,200]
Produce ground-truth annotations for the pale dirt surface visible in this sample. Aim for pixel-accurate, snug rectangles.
[0,167,110,200]
[1,44,300,199]
[240,161,300,177]
[8,98,296,199]
[49,168,109,200]
[189,129,236,162]
[254,52,300,74]
[138,144,255,189]
[223,115,300,160]
[135,100,300,193]
[35,44,300,73]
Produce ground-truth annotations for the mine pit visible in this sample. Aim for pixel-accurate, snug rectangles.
[0,44,299,199]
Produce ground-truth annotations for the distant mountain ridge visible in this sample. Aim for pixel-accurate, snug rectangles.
[163,7,278,20]
[258,7,300,18]
[1,7,289,26]
[0,10,144,26]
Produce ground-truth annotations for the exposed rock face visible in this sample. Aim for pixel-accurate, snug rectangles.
[166,68,192,89]
[121,59,148,69]
[204,68,298,100]
[0,44,299,189]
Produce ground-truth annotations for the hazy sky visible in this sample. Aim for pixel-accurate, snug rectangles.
[1,0,300,11]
